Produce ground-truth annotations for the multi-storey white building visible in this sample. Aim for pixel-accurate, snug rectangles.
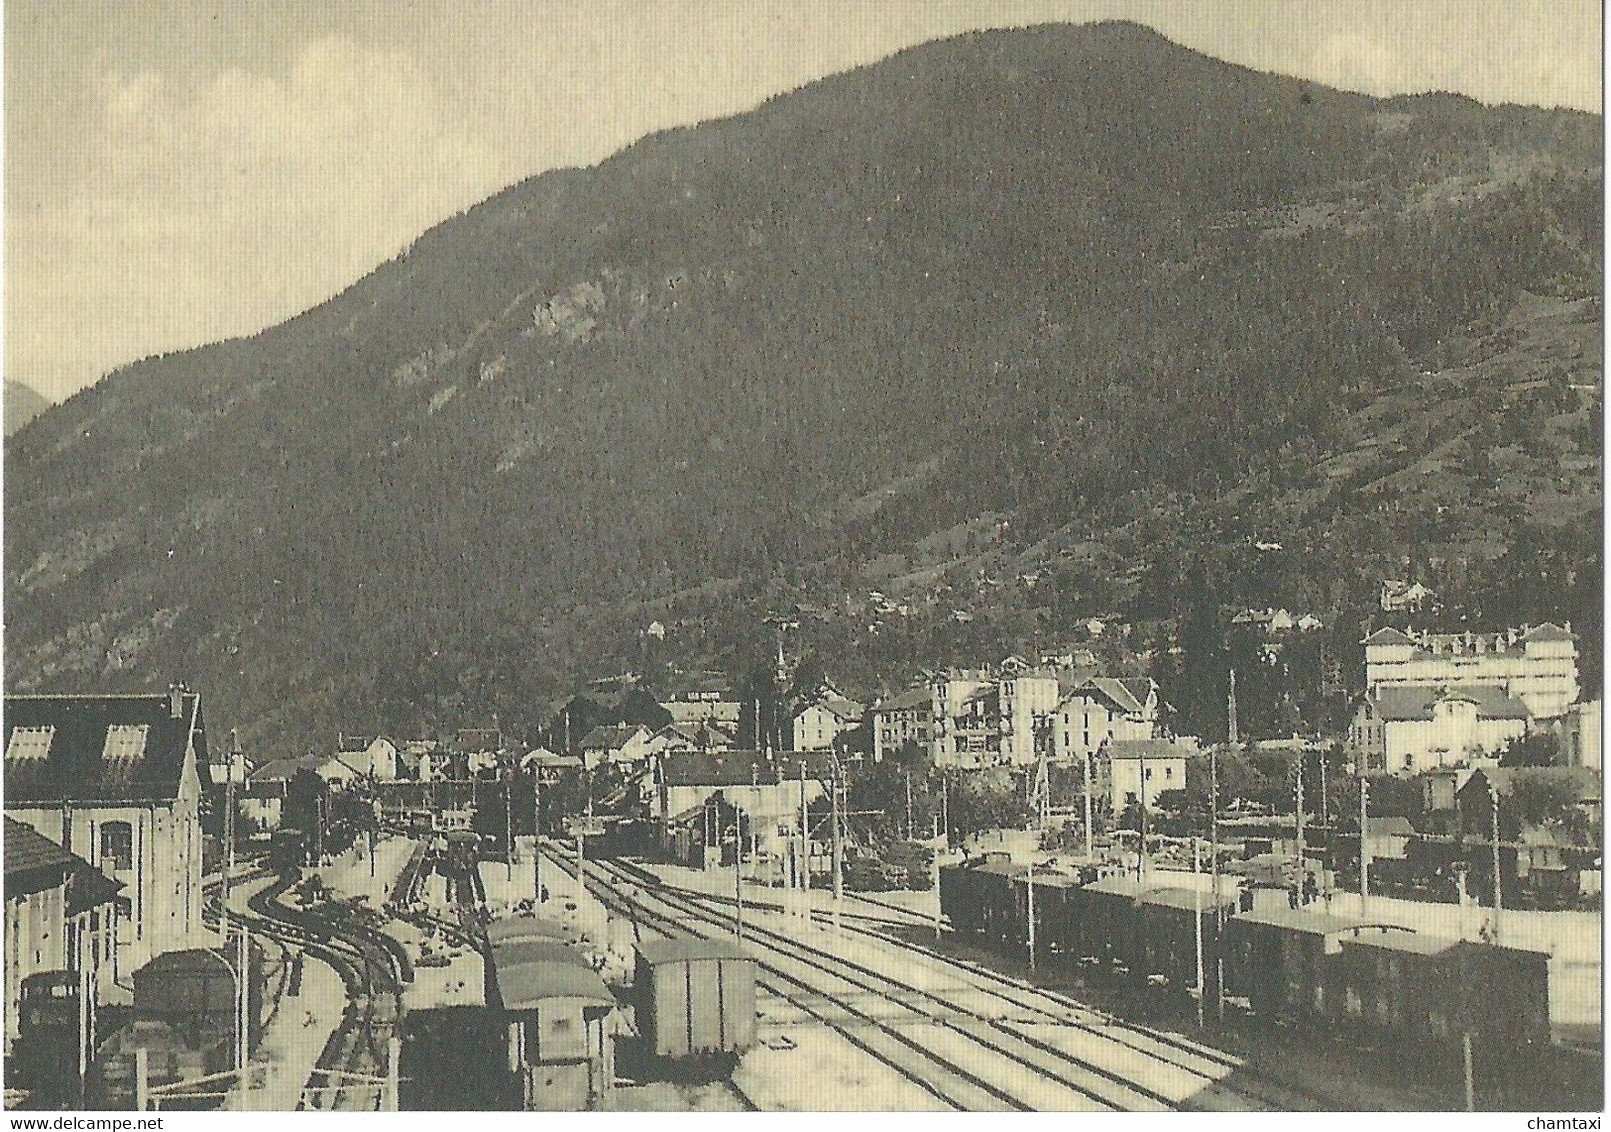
[869,688,932,762]
[792,698,864,752]
[1362,623,1579,719]
[1053,677,1161,764]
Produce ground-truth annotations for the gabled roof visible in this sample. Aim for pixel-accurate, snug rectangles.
[4,816,77,878]
[1106,738,1195,761]
[1367,685,1530,722]
[337,734,375,753]
[1362,627,1416,646]
[250,754,328,783]
[1522,622,1576,644]
[5,817,123,908]
[4,692,205,805]
[873,687,930,713]
[814,699,865,723]
[580,724,647,750]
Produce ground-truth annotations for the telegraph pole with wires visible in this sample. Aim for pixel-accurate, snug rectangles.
[1360,770,1371,915]
[1490,779,1503,944]
[831,758,844,934]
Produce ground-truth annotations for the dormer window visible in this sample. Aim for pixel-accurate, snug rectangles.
[103,724,150,762]
[6,725,55,761]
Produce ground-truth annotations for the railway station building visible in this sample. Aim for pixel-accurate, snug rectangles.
[3,686,210,998]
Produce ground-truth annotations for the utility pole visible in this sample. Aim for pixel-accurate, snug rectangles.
[235,921,248,1101]
[505,778,514,884]
[942,775,950,847]
[1083,751,1094,861]
[799,760,810,920]
[222,730,239,945]
[1138,747,1149,882]
[734,810,745,944]
[1359,772,1371,915]
[1490,780,1503,944]
[1193,836,1205,1029]
[575,832,586,904]
[1212,680,1227,1024]
[1463,1031,1476,1111]
[831,760,844,934]
[905,770,914,842]
[1026,857,1036,973]
[533,766,543,904]
[1294,755,1305,893]
[1320,749,1329,832]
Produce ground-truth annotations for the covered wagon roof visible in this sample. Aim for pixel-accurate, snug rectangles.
[486,916,571,945]
[1232,906,1405,936]
[1344,931,1459,956]
[490,958,615,1011]
[635,937,749,966]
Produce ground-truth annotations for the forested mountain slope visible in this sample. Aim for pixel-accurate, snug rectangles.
[5,22,1600,756]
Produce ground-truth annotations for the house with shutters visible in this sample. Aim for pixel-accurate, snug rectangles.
[3,686,208,997]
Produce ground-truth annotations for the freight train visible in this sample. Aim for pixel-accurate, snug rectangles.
[941,859,1552,1097]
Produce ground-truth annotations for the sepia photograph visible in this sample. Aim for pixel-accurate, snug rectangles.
[1,0,1603,1116]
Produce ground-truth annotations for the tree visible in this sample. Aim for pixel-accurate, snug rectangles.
[1501,773,1580,839]
[1500,732,1561,768]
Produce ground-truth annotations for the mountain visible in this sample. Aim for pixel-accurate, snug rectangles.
[5,382,50,436]
[4,22,1601,758]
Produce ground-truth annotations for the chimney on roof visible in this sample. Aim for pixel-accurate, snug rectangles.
[168,682,187,720]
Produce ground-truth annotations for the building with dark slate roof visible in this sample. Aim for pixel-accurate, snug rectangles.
[4,686,208,993]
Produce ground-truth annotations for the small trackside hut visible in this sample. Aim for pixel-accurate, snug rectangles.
[633,937,755,1074]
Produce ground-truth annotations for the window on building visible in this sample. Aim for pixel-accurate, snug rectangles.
[6,725,55,761]
[100,821,134,871]
[102,725,149,762]
[1165,766,1174,780]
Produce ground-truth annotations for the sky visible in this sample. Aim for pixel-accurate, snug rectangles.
[5,0,1603,403]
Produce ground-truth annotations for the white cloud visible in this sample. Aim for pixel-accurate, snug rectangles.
[7,35,515,400]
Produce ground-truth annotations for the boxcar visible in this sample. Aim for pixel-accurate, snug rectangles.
[132,945,266,1058]
[488,937,616,1110]
[1134,886,1238,995]
[1025,871,1082,964]
[938,864,981,936]
[1222,907,1405,1022]
[633,937,756,1061]
[971,860,1028,946]
[88,945,265,1110]
[1077,875,1151,973]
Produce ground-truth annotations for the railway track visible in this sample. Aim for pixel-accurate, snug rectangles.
[546,847,1177,1111]
[206,871,405,1111]
[608,860,1342,1110]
